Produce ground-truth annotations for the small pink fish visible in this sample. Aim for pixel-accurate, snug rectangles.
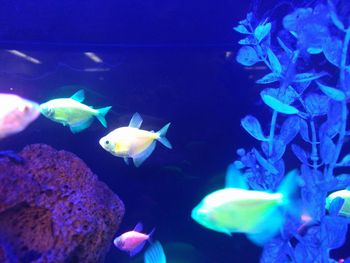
[113,222,154,257]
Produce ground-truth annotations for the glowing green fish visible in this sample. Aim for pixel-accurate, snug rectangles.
[191,166,298,245]
[40,90,112,133]
[326,189,350,217]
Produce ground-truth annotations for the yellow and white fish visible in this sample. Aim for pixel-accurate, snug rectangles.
[0,93,40,139]
[191,166,299,245]
[326,189,350,217]
[39,90,112,133]
[99,112,172,167]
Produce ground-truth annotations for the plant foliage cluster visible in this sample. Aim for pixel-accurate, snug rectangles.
[234,1,350,261]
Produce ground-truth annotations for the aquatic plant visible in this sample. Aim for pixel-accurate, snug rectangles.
[234,1,350,262]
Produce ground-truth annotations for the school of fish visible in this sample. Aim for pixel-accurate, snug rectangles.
[2,89,349,261]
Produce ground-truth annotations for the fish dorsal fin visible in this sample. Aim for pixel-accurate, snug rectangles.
[225,164,248,189]
[134,222,143,232]
[129,112,143,128]
[70,89,85,102]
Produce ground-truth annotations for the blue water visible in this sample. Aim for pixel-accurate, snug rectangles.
[1,0,350,262]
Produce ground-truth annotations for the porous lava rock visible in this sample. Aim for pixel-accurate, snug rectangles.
[0,144,124,263]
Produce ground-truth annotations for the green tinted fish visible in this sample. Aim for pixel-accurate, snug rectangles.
[40,90,111,133]
[191,167,298,245]
[326,189,350,217]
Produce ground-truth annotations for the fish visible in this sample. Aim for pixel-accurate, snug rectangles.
[39,90,112,133]
[114,222,155,257]
[0,150,24,163]
[0,93,40,139]
[326,189,350,217]
[99,112,172,167]
[144,241,166,263]
[191,166,298,245]
[150,242,204,263]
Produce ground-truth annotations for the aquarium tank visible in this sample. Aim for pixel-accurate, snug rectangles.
[0,0,349,262]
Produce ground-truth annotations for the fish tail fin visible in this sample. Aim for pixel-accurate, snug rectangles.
[247,170,301,246]
[144,241,166,263]
[277,169,301,210]
[96,106,112,128]
[247,209,284,246]
[278,169,303,227]
[156,123,172,149]
[147,228,156,243]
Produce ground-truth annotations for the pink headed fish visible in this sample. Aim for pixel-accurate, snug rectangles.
[0,93,40,139]
[39,90,112,133]
[99,112,172,167]
[113,222,155,257]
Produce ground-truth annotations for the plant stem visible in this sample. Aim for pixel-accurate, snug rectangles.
[310,118,318,170]
[268,110,278,156]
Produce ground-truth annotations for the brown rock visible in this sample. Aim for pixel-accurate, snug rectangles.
[0,144,124,263]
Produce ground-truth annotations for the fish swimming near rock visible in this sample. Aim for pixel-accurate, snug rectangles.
[99,112,172,167]
[0,93,40,139]
[39,89,112,133]
[191,165,299,245]
[114,222,155,257]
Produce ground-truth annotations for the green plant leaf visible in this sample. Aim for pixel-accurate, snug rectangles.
[236,46,260,66]
[316,81,345,101]
[261,93,299,114]
[256,73,280,84]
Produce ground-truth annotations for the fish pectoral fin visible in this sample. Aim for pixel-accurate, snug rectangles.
[123,157,130,165]
[128,112,143,129]
[69,118,94,133]
[129,240,146,257]
[70,89,85,102]
[132,141,156,167]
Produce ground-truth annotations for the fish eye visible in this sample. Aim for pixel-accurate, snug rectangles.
[105,140,110,145]
[19,105,30,113]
